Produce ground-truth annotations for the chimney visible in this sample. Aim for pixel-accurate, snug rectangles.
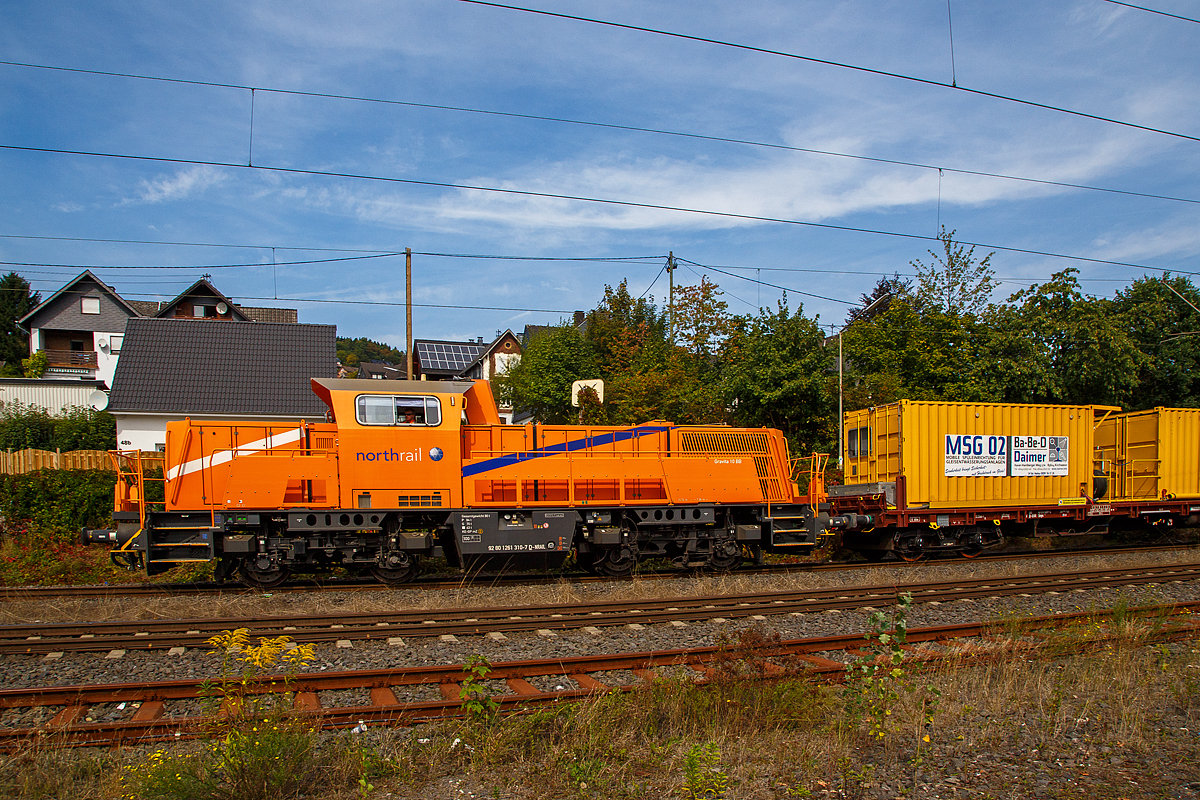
[574,310,585,326]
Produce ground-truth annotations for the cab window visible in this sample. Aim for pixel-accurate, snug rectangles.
[357,395,395,425]
[356,395,443,426]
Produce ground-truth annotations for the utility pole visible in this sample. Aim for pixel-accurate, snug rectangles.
[666,251,677,343]
[405,247,413,381]
[838,293,891,468]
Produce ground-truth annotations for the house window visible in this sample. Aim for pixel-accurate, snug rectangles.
[847,428,858,459]
[109,335,123,353]
[193,304,217,318]
[81,297,100,314]
[355,395,442,426]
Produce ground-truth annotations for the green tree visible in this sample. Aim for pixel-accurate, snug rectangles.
[335,337,404,368]
[845,273,912,325]
[493,324,597,423]
[0,272,40,377]
[1003,269,1143,406]
[672,276,731,357]
[722,302,837,455]
[586,280,665,376]
[842,298,1000,404]
[1112,274,1200,409]
[912,227,997,315]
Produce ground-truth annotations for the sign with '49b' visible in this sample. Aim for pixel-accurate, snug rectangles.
[944,435,1069,477]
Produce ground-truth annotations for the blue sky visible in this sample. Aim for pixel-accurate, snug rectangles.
[1,1,1197,348]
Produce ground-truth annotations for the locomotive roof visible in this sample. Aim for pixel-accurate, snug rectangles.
[311,378,477,395]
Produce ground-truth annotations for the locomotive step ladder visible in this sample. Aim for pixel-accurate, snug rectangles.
[765,507,817,547]
[143,513,217,573]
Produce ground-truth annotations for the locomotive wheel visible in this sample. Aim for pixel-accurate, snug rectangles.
[706,539,741,572]
[238,562,291,589]
[595,545,636,577]
[370,554,418,585]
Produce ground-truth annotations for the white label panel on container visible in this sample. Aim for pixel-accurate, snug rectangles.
[1010,435,1069,476]
[943,434,1069,477]
[944,434,1007,476]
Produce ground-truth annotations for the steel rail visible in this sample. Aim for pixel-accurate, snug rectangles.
[4,542,1195,601]
[1,603,1197,749]
[4,562,1199,654]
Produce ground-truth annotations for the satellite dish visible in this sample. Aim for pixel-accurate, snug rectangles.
[88,390,109,411]
[216,302,229,315]
[97,337,108,349]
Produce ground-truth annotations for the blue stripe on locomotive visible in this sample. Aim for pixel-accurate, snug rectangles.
[461,425,672,478]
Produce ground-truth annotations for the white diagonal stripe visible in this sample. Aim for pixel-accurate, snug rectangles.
[166,427,305,481]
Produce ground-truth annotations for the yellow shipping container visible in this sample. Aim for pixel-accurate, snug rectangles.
[1095,408,1200,500]
[843,400,1114,509]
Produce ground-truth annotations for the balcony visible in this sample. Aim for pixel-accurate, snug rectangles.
[42,349,98,368]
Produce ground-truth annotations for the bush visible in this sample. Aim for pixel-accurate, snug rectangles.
[0,469,117,533]
[0,402,116,451]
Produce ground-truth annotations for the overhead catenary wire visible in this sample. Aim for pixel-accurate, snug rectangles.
[4,62,1195,209]
[1100,0,1200,24]
[0,247,665,269]
[455,0,1200,144]
[681,263,756,311]
[1,60,1196,207]
[0,142,1177,276]
[676,257,854,305]
[0,282,577,315]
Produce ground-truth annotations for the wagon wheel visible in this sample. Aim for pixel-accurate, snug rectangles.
[895,548,926,563]
[238,561,291,589]
[370,552,418,585]
[959,545,983,559]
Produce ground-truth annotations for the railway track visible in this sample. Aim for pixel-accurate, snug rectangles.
[3,603,1196,749]
[4,561,1199,655]
[4,542,1196,601]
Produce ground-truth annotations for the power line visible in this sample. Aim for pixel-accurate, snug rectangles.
[676,258,855,305]
[0,236,664,268]
[639,263,667,299]
[1,60,1195,206]
[0,282,575,314]
[456,0,1200,143]
[0,254,401,270]
[681,263,756,311]
[0,142,1178,275]
[1100,0,1200,24]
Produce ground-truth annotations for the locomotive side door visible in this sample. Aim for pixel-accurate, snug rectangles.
[337,391,461,511]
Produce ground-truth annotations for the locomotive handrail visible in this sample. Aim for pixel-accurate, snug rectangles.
[108,449,166,531]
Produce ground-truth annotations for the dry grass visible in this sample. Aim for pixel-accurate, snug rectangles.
[3,620,1199,799]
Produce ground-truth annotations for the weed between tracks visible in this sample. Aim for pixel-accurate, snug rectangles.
[3,611,1200,799]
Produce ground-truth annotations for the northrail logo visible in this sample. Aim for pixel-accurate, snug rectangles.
[357,448,423,462]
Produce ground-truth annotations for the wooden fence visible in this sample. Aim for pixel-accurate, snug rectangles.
[0,449,163,475]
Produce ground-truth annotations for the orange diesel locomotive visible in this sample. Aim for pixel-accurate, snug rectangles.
[86,379,829,587]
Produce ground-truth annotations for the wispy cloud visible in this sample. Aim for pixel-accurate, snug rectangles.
[130,166,227,204]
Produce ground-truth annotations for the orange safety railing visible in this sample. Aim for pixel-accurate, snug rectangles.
[108,450,166,531]
[790,452,830,510]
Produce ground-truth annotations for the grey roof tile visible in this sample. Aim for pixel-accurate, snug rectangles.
[238,306,299,323]
[108,319,336,415]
